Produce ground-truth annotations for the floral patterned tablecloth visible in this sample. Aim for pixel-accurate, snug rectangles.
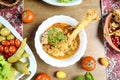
[0,1,23,36]
[0,0,120,80]
[101,0,120,80]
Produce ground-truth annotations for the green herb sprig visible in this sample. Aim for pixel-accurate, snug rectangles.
[48,28,67,46]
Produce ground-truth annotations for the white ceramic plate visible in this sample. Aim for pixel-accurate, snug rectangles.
[35,15,87,67]
[0,16,37,80]
[42,0,83,6]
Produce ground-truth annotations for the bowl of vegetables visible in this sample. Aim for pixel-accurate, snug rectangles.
[42,0,83,6]
[0,16,37,80]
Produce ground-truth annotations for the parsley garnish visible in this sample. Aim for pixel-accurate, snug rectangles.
[48,28,67,46]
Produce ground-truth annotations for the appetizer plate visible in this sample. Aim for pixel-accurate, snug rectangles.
[0,16,37,80]
[42,0,83,6]
[35,15,87,67]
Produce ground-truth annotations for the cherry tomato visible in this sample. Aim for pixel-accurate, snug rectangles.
[10,39,15,45]
[22,10,34,23]
[9,45,17,54]
[0,45,4,53]
[35,73,51,80]
[4,46,9,54]
[81,56,96,71]
[2,40,10,46]
[14,38,21,48]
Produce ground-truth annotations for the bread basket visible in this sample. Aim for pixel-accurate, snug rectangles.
[0,0,21,7]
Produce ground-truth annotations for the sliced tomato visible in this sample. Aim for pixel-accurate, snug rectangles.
[35,73,51,80]
[81,56,96,71]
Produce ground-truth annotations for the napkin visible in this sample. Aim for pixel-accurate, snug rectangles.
[101,0,120,79]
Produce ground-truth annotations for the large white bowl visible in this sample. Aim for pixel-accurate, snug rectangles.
[0,16,37,80]
[35,15,87,67]
[42,0,83,6]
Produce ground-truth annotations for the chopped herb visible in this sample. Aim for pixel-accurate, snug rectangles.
[48,27,57,36]
[48,28,67,46]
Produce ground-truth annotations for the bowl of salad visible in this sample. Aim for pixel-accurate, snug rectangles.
[42,0,83,6]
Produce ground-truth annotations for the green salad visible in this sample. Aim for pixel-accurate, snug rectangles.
[58,0,74,3]
[0,56,14,80]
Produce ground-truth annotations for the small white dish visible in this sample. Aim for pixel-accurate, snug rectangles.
[0,16,37,80]
[42,0,83,6]
[35,15,87,67]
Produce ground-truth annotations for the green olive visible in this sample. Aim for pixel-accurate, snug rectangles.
[7,34,15,40]
[0,36,6,42]
[0,28,10,36]
[0,23,3,29]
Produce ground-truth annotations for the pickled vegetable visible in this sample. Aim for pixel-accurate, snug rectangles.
[13,60,30,75]
[0,36,6,42]
[21,51,30,58]
[0,23,3,29]
[7,38,27,63]
[0,28,10,36]
[7,34,15,40]
[56,71,66,79]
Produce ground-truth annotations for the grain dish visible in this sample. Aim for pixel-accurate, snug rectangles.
[41,23,80,60]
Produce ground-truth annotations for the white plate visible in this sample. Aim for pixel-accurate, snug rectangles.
[35,15,87,67]
[0,16,37,80]
[42,0,83,6]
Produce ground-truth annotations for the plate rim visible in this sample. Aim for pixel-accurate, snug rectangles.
[42,0,83,6]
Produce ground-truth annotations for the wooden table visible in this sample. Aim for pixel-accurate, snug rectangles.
[24,0,107,80]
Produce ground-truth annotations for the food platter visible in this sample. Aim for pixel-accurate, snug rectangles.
[42,0,83,6]
[0,16,37,80]
[35,15,87,67]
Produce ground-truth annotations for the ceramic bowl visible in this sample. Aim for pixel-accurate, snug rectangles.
[104,12,120,52]
[34,15,87,67]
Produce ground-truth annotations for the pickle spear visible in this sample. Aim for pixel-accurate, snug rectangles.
[13,60,30,75]
[7,38,27,63]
